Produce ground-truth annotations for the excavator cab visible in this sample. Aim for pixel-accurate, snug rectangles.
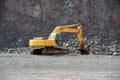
[48,33,63,46]
[56,34,63,46]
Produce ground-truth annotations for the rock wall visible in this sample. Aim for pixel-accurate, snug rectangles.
[0,0,120,48]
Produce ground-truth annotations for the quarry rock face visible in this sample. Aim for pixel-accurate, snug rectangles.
[0,0,120,48]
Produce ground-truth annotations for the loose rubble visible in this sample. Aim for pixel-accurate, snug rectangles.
[64,36,120,56]
[89,37,120,56]
[64,38,81,54]
[0,47,30,54]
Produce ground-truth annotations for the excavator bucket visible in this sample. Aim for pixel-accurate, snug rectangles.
[80,44,90,55]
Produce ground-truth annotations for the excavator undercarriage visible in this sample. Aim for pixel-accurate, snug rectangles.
[30,47,69,55]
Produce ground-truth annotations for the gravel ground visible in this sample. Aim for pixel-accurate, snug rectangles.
[0,53,120,80]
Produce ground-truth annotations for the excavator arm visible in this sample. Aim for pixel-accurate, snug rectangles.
[49,24,83,48]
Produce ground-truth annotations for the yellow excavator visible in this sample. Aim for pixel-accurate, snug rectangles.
[29,24,90,55]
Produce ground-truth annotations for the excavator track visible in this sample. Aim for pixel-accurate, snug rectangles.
[30,48,69,55]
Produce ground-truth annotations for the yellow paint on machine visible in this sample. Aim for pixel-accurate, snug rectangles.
[29,39,58,47]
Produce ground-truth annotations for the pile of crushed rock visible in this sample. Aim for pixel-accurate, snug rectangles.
[64,36,120,56]
[0,47,30,54]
